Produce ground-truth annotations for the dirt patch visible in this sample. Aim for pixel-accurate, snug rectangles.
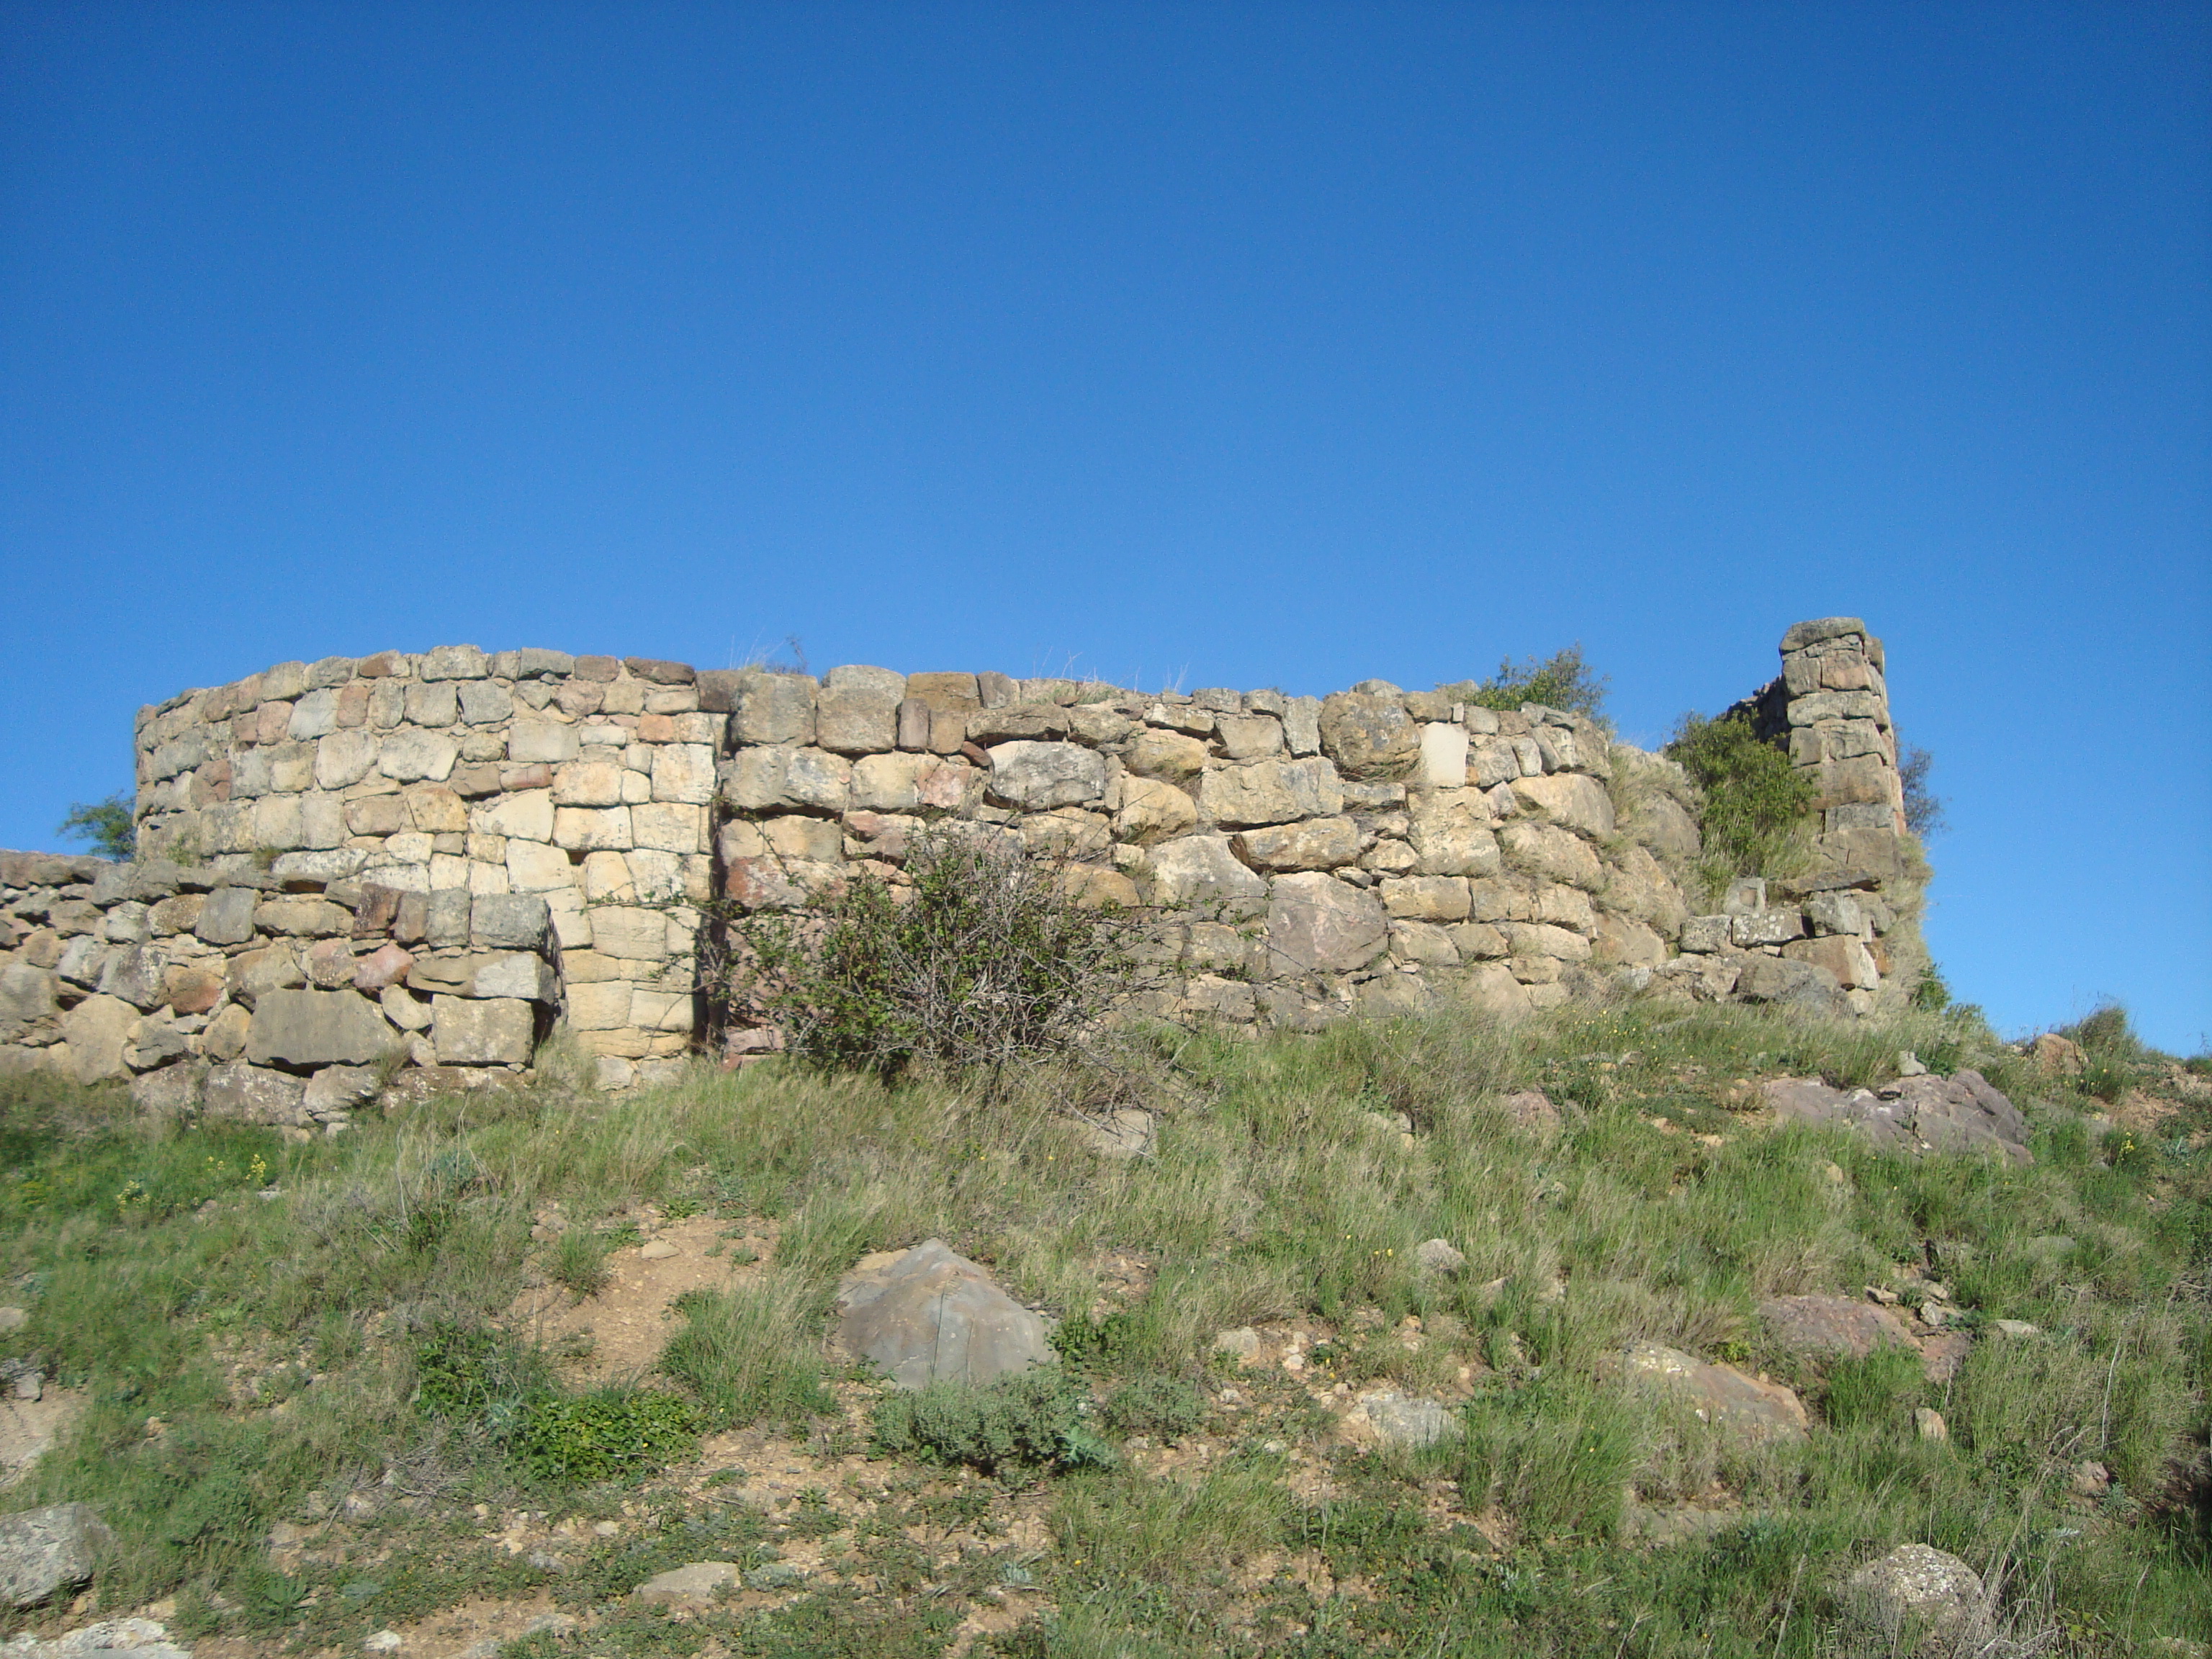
[0,1387,85,1486]
[508,1216,778,1385]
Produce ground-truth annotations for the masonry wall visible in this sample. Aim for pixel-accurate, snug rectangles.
[0,617,1924,1117]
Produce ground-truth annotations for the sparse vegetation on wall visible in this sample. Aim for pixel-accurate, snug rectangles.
[1665,711,1818,883]
[1441,644,1611,720]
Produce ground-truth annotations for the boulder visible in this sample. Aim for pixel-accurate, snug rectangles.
[1761,1071,2030,1165]
[1757,1295,1920,1360]
[1732,955,1843,1014]
[632,1560,741,1606]
[0,1503,114,1607]
[1844,1544,1987,1650]
[1318,693,1417,778]
[1413,1238,1466,1276]
[1615,1341,1807,1442]
[985,742,1107,810]
[1232,817,1359,871]
[202,1063,309,1126]
[835,1239,1052,1390]
[1508,774,1615,837]
[1143,835,1267,913]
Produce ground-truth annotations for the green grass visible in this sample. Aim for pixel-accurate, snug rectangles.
[0,993,2203,1653]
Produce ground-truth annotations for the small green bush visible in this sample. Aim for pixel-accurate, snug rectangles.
[1440,645,1609,719]
[413,1322,549,1434]
[1102,1375,1205,1442]
[550,1227,611,1301]
[1456,1379,1643,1540]
[871,1370,1118,1476]
[513,1389,699,1485]
[1665,711,1817,880]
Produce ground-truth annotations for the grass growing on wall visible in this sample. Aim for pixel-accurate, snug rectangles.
[0,997,2204,1654]
[1666,711,1820,890]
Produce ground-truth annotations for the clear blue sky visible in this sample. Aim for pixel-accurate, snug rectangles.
[3,3,2206,1050]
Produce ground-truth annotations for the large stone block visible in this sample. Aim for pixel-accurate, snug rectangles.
[589,907,672,961]
[1509,773,1615,837]
[1784,933,1879,990]
[1380,875,1470,921]
[378,729,459,783]
[554,807,634,851]
[1779,616,1866,652]
[203,1060,309,1125]
[649,745,716,806]
[1143,835,1268,912]
[0,1503,117,1608]
[315,728,381,790]
[505,839,575,893]
[1196,759,1314,828]
[509,722,580,765]
[732,674,817,745]
[246,988,396,1067]
[0,963,57,1028]
[60,995,135,1082]
[1498,820,1602,889]
[1123,729,1210,783]
[1416,722,1468,788]
[1113,776,1199,846]
[1267,871,1388,973]
[985,742,1107,809]
[1232,815,1358,871]
[1408,789,1500,876]
[433,996,535,1064]
[552,760,624,806]
[1318,693,1417,778]
[814,685,902,755]
[902,673,981,713]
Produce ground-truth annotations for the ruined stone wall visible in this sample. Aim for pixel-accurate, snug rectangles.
[0,618,1927,1112]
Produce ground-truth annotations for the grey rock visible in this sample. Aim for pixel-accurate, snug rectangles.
[835,1239,1052,1390]
[468,894,551,951]
[0,1503,115,1607]
[246,989,397,1069]
[1677,915,1730,953]
[1732,955,1843,1013]
[98,945,167,1012]
[202,1062,309,1126]
[1349,1390,1459,1449]
[1780,616,1867,652]
[0,963,58,1028]
[1844,1544,1987,1650]
[733,675,817,747]
[633,1562,739,1605]
[1616,1341,1808,1442]
[1317,693,1418,778]
[1721,877,1767,915]
[303,1066,380,1118]
[1758,1295,1919,1360]
[432,997,535,1065]
[1082,1109,1156,1160]
[1413,1238,1466,1276]
[1143,835,1268,912]
[1730,909,1804,947]
[417,644,489,681]
[1762,1069,2030,1165]
[1282,696,1322,756]
[985,742,1107,810]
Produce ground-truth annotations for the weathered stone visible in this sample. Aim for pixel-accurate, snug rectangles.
[418,644,489,681]
[1416,722,1468,788]
[202,1061,307,1125]
[1406,790,1499,876]
[193,886,259,945]
[1413,1238,1467,1275]
[1123,729,1210,783]
[1761,1069,2029,1164]
[633,1563,740,1606]
[246,989,395,1068]
[60,995,135,1082]
[352,943,415,992]
[1318,692,1417,778]
[1733,956,1843,1014]
[835,1239,1051,1389]
[1844,1545,1987,1651]
[1197,760,1316,828]
[1267,872,1387,974]
[253,898,350,938]
[433,997,534,1065]
[1111,777,1199,847]
[469,893,551,950]
[377,730,459,783]
[650,745,716,806]
[903,672,981,713]
[1678,914,1730,953]
[1758,1295,1920,1361]
[458,680,513,724]
[1509,773,1615,837]
[1781,616,1867,653]
[1783,933,1879,989]
[986,742,1107,809]
[0,963,58,1028]
[1142,835,1268,912]
[1232,817,1358,871]
[305,1065,380,1118]
[1731,908,1805,947]
[623,657,694,685]
[130,1058,207,1118]
[1497,820,1602,888]
[1591,912,1666,967]
[1215,714,1283,760]
[0,1503,116,1607]
[814,685,902,755]
[1616,1341,1807,1442]
[1345,1390,1459,1449]
[1082,1109,1156,1160]
[1380,876,1470,922]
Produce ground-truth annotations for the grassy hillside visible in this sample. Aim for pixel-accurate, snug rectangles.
[0,1000,2205,1656]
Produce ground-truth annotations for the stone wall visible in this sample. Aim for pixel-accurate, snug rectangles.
[0,617,1928,1111]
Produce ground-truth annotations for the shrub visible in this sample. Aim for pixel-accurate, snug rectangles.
[57,791,136,861]
[550,1227,611,1301]
[512,1389,699,1485]
[1440,645,1609,719]
[413,1322,550,1437]
[871,1370,1118,1476]
[1101,1375,1205,1442]
[1455,1379,1643,1540]
[1665,712,1816,879]
[717,828,1163,1082]
[1820,1344,1924,1430]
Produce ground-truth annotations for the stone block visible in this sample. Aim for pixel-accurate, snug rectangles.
[554,807,634,851]
[1498,820,1601,889]
[1779,616,1866,652]
[509,722,580,765]
[403,783,468,834]
[1447,920,1509,959]
[1215,714,1284,760]
[59,995,135,1082]
[733,674,817,745]
[315,728,381,790]
[433,996,535,1064]
[246,988,396,1067]
[470,893,551,950]
[1196,759,1315,827]
[986,742,1107,809]
[469,952,560,1002]
[814,686,902,755]
[1678,914,1731,953]
[1806,891,1867,937]
[203,1058,310,1123]
[1784,934,1879,990]
[1381,875,1470,921]
[1408,788,1500,876]
[1123,729,1210,782]
[1592,912,1666,967]
[0,963,58,1028]
[624,657,694,685]
[1232,816,1358,870]
[505,840,574,893]
[1731,909,1805,947]
[1142,835,1268,912]
[565,980,632,1030]
[1318,693,1418,778]
[1282,695,1322,756]
[1417,722,1468,788]
[417,644,487,680]
[902,672,981,714]
[0,1503,117,1609]
[378,730,459,783]
[1267,871,1388,973]
[1389,920,1460,966]
[1509,773,1615,837]
[650,745,716,805]
[254,897,351,937]
[459,680,513,724]
[552,760,624,806]
[1113,776,1200,846]
[304,1064,380,1118]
